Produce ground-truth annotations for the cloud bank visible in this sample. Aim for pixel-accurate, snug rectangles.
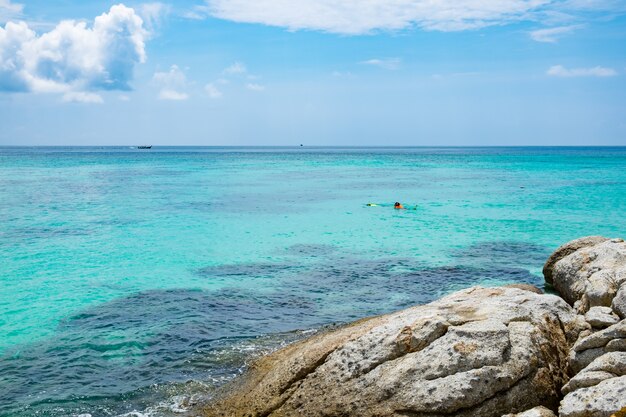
[0,4,146,95]
[547,65,617,77]
[198,0,570,34]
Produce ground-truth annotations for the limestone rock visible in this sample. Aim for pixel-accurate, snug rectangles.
[559,375,626,417]
[586,306,620,329]
[203,287,586,417]
[502,406,557,417]
[543,237,626,314]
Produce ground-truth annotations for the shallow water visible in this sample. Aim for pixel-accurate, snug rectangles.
[1,146,625,416]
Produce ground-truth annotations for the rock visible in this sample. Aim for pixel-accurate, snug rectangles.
[613,286,626,319]
[573,320,626,353]
[203,287,586,417]
[607,339,626,351]
[543,237,626,314]
[560,353,626,415]
[569,320,626,373]
[502,406,557,417]
[562,351,626,395]
[559,376,626,417]
[579,351,626,375]
[561,370,616,395]
[586,306,620,329]
[570,347,606,374]
[543,236,608,286]
[504,284,543,294]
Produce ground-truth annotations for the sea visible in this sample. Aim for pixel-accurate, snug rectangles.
[1,146,625,417]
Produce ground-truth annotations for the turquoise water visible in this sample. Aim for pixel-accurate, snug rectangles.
[1,146,625,416]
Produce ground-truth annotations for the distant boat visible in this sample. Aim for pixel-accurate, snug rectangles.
[137,145,152,149]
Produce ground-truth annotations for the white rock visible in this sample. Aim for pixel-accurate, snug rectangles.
[586,306,620,328]
[543,237,626,313]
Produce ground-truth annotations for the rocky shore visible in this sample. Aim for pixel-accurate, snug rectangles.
[202,236,626,417]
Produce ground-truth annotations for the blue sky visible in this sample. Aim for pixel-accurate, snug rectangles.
[0,0,625,145]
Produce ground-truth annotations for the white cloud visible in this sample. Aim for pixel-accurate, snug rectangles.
[361,58,401,70]
[223,61,246,74]
[246,82,265,91]
[188,0,626,34]
[547,64,617,77]
[159,89,189,100]
[530,24,583,42]
[119,94,130,101]
[199,0,559,34]
[0,4,146,94]
[62,91,104,103]
[204,82,222,98]
[138,2,170,32]
[0,0,23,24]
[153,64,189,100]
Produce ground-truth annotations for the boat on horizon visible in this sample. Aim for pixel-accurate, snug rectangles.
[137,145,152,149]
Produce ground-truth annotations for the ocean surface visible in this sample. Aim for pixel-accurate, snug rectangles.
[1,146,625,417]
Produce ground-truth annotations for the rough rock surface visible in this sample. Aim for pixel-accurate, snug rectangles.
[585,306,620,329]
[559,376,626,417]
[569,320,626,373]
[542,237,626,315]
[204,286,586,417]
[543,236,608,286]
[562,351,626,394]
[613,286,626,319]
[502,406,558,417]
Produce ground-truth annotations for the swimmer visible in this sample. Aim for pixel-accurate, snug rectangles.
[394,202,405,209]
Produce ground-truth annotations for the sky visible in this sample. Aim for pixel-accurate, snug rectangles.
[0,0,625,146]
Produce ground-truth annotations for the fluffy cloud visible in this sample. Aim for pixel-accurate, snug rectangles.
[361,58,401,70]
[153,64,189,100]
[547,64,617,77]
[0,4,146,95]
[0,0,23,24]
[198,0,556,34]
[529,24,583,42]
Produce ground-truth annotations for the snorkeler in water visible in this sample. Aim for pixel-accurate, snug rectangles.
[394,202,405,209]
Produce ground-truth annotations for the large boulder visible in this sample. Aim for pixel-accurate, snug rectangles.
[203,286,586,417]
[543,237,626,316]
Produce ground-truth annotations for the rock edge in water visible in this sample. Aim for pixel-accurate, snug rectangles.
[201,236,626,417]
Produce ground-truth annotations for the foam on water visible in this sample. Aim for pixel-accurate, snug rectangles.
[1,146,625,416]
